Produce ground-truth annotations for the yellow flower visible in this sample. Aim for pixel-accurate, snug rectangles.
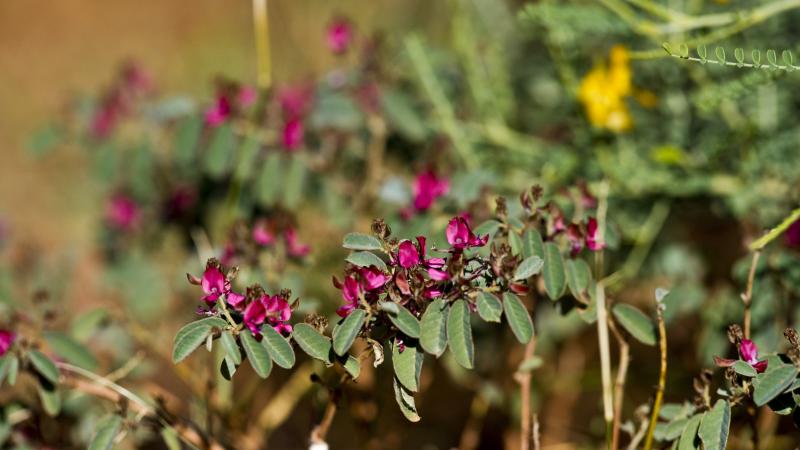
[578,45,642,133]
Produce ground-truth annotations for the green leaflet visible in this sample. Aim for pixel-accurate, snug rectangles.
[503,293,533,344]
[342,354,361,379]
[262,325,296,368]
[333,309,366,356]
[508,230,523,255]
[476,291,503,323]
[514,256,544,281]
[342,232,383,251]
[753,364,798,406]
[698,400,730,450]
[219,331,241,366]
[387,303,421,338]
[420,298,448,357]
[241,330,272,379]
[203,124,235,179]
[172,317,228,363]
[282,155,305,208]
[346,251,388,271]
[612,303,657,346]
[173,115,202,167]
[732,360,757,377]
[542,243,566,299]
[473,220,502,241]
[447,300,474,369]
[256,152,283,205]
[392,338,424,392]
[38,384,61,416]
[292,323,333,363]
[393,376,421,422]
[28,350,59,385]
[44,332,98,370]
[88,415,123,450]
[678,414,702,450]
[566,258,592,299]
[522,228,545,259]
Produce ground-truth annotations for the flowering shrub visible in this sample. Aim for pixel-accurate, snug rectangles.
[7,0,800,448]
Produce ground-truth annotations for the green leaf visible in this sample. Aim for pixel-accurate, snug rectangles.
[220,355,237,380]
[4,355,18,386]
[503,293,533,344]
[678,414,702,450]
[753,364,799,406]
[0,356,13,386]
[514,256,544,281]
[203,124,235,179]
[256,152,283,205]
[522,229,545,259]
[292,323,333,363]
[732,360,757,378]
[508,230,523,256]
[698,400,730,450]
[392,338,424,392]
[380,88,427,141]
[45,332,98,370]
[473,220,501,241]
[261,324,296,368]
[70,308,108,341]
[734,47,745,66]
[27,123,63,157]
[612,304,657,346]
[447,300,474,369]
[767,49,778,66]
[342,354,361,379]
[476,292,503,323]
[233,133,261,181]
[393,376,421,422]
[38,384,61,416]
[28,350,59,384]
[282,156,305,208]
[160,426,182,450]
[714,46,726,64]
[346,251,387,272]
[333,309,366,356]
[241,330,272,379]
[219,331,241,365]
[387,304,421,338]
[172,317,228,363]
[89,415,122,450]
[542,243,566,300]
[566,258,592,299]
[342,233,383,251]
[174,115,203,167]
[420,298,448,357]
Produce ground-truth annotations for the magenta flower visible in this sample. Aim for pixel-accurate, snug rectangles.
[106,194,141,232]
[359,266,389,290]
[326,18,353,54]
[336,275,362,317]
[238,85,258,108]
[397,240,420,269]
[200,266,229,304]
[739,339,768,373]
[264,295,293,334]
[226,291,246,310]
[120,61,154,96]
[335,266,388,317]
[204,95,232,127]
[282,118,304,151]
[284,228,310,258]
[278,85,313,119]
[446,216,488,250]
[585,217,604,251]
[252,220,275,247]
[0,330,15,356]
[566,224,584,256]
[396,237,449,280]
[412,170,449,212]
[243,298,267,335]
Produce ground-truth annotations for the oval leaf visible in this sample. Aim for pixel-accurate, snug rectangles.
[514,256,544,281]
[476,292,503,323]
[678,413,702,450]
[89,415,122,450]
[343,233,382,251]
[566,258,592,299]
[333,309,366,356]
[732,360,757,378]
[241,330,273,379]
[38,384,61,416]
[29,350,59,384]
[508,231,523,256]
[172,317,228,363]
[342,354,361,379]
[219,331,241,365]
[612,304,657,346]
[522,229,545,259]
[262,325,296,369]
[392,338,424,392]
[420,299,448,357]
[503,293,533,344]
[698,400,730,450]
[346,251,387,272]
[44,332,98,370]
[387,304,421,338]
[292,323,333,363]
[447,300,474,369]
[393,376,421,422]
[754,364,798,406]
[543,243,566,300]
[257,152,283,205]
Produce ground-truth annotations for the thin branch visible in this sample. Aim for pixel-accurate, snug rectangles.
[596,282,614,450]
[251,0,272,90]
[515,336,538,450]
[750,207,800,251]
[643,301,667,450]
[309,389,340,446]
[608,317,631,450]
[742,251,762,340]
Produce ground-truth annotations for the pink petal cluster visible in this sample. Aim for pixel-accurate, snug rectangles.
[244,295,293,335]
[204,84,258,127]
[335,266,389,317]
[562,216,604,255]
[326,18,353,54]
[285,228,310,258]
[446,216,488,250]
[0,330,15,356]
[282,119,304,151]
[412,170,449,212]
[90,61,154,139]
[252,219,275,246]
[714,338,768,373]
[276,85,313,151]
[105,194,141,232]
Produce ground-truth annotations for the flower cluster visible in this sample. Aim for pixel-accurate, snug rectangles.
[204,80,258,127]
[277,85,314,151]
[188,259,293,336]
[90,61,154,138]
[326,18,354,55]
[220,218,310,267]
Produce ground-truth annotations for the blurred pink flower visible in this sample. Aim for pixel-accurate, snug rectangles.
[585,217,604,251]
[282,119,304,151]
[204,95,232,127]
[106,194,141,232]
[252,220,275,246]
[201,266,229,305]
[786,219,800,248]
[238,86,258,108]
[326,18,353,54]
[284,228,310,258]
[739,339,768,373]
[278,85,314,119]
[0,330,15,356]
[412,170,449,212]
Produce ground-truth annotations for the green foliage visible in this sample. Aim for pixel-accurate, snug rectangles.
[88,415,123,450]
[753,364,798,406]
[514,255,543,281]
[292,323,333,364]
[447,300,475,369]
[44,332,98,370]
[420,298,448,357]
[240,330,272,379]
[386,304,421,339]
[612,303,657,346]
[475,292,503,323]
[261,325,296,369]
[698,400,730,450]
[346,251,387,271]
[502,293,533,344]
[542,243,566,300]
[392,338,423,392]
[333,309,366,356]
[172,317,228,363]
[28,350,59,385]
[342,233,383,251]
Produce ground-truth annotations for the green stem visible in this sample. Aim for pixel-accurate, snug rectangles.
[750,207,800,251]
[252,0,272,89]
